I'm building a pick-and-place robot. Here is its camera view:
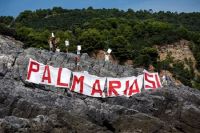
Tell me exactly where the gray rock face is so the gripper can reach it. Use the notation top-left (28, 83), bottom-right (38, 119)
top-left (0, 34), bottom-right (200, 133)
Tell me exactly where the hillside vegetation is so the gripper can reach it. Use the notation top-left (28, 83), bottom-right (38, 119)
top-left (0, 7), bottom-right (200, 89)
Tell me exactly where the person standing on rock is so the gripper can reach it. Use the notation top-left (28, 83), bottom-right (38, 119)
top-left (159, 70), bottom-right (169, 86)
top-left (48, 33), bottom-right (59, 52)
top-left (105, 48), bottom-right (112, 62)
top-left (148, 64), bottom-right (155, 72)
top-left (104, 52), bottom-right (109, 62)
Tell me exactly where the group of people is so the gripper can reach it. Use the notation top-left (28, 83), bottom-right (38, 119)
top-left (48, 33), bottom-right (169, 86)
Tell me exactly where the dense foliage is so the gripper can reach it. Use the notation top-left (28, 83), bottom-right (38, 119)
top-left (0, 7), bottom-right (200, 89)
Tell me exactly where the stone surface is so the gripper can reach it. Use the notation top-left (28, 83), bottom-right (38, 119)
top-left (0, 35), bottom-right (200, 133)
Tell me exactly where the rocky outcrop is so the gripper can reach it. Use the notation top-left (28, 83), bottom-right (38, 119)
top-left (156, 39), bottom-right (200, 77)
top-left (0, 35), bottom-right (200, 133)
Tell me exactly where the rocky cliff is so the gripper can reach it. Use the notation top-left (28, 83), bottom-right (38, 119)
top-left (0, 35), bottom-right (200, 133)
top-left (156, 40), bottom-right (199, 77)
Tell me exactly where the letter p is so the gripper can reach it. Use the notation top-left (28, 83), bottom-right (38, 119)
top-left (27, 60), bottom-right (40, 80)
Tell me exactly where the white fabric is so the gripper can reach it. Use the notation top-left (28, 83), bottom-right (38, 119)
top-left (55, 67), bottom-right (71, 88)
top-left (40, 65), bottom-right (57, 85)
top-left (26, 58), bottom-right (44, 84)
top-left (26, 59), bottom-right (163, 98)
top-left (106, 75), bottom-right (143, 97)
top-left (26, 58), bottom-right (71, 87)
top-left (143, 69), bottom-right (162, 90)
top-left (70, 72), bottom-right (106, 97)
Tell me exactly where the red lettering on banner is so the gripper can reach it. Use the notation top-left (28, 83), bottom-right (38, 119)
top-left (128, 79), bottom-right (139, 96)
top-left (144, 72), bottom-right (156, 89)
top-left (27, 61), bottom-right (40, 80)
top-left (155, 74), bottom-right (161, 88)
top-left (41, 65), bottom-right (51, 83)
top-left (108, 81), bottom-right (121, 96)
top-left (91, 80), bottom-right (102, 96)
top-left (57, 68), bottom-right (68, 87)
top-left (71, 75), bottom-right (84, 94)
top-left (124, 81), bottom-right (129, 95)
top-left (124, 79), bottom-right (139, 96)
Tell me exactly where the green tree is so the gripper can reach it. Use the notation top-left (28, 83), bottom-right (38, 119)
top-left (78, 28), bottom-right (104, 53)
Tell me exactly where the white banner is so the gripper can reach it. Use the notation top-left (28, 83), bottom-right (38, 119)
top-left (143, 69), bottom-right (162, 90)
top-left (26, 58), bottom-right (44, 84)
top-left (26, 59), bottom-right (163, 98)
top-left (70, 72), bottom-right (106, 97)
top-left (55, 67), bottom-right (71, 88)
top-left (107, 75), bottom-right (143, 97)
top-left (40, 65), bottom-right (57, 86)
top-left (26, 58), bottom-right (71, 88)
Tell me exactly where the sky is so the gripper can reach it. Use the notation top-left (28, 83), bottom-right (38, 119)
top-left (0, 0), bottom-right (200, 17)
